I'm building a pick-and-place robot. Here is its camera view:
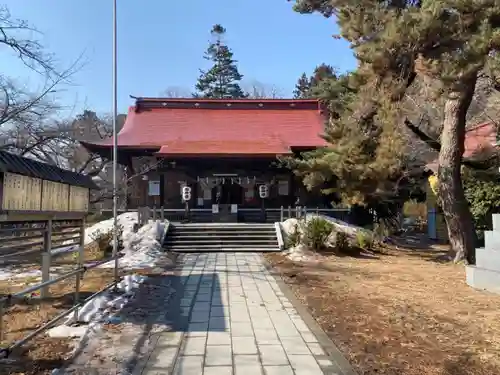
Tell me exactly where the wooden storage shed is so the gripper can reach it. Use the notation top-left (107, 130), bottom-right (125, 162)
top-left (0, 150), bottom-right (98, 218)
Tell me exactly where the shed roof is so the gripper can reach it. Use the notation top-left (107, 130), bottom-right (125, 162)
top-left (0, 150), bottom-right (98, 189)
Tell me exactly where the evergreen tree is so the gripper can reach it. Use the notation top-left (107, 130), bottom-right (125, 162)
top-left (293, 73), bottom-right (311, 98)
top-left (195, 24), bottom-right (246, 99)
top-left (289, 0), bottom-right (500, 262)
top-left (293, 64), bottom-right (336, 99)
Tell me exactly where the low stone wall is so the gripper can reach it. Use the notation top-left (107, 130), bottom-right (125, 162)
top-left (466, 213), bottom-right (500, 294)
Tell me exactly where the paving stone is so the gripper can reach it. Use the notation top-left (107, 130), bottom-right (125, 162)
top-left (173, 355), bottom-right (203, 375)
top-left (234, 354), bottom-right (261, 366)
top-left (207, 331), bottom-right (232, 345)
top-left (205, 345), bottom-right (233, 366)
top-left (263, 366), bottom-right (294, 375)
top-left (307, 342), bottom-right (325, 356)
top-left (259, 344), bottom-right (289, 366)
top-left (188, 322), bottom-right (208, 332)
top-left (232, 336), bottom-right (258, 355)
top-left (301, 331), bottom-right (319, 343)
top-left (254, 329), bottom-right (280, 345)
top-left (182, 336), bottom-right (206, 356)
top-left (288, 354), bottom-right (324, 375)
top-left (231, 322), bottom-right (254, 337)
top-left (203, 366), bottom-right (233, 375)
top-left (281, 337), bottom-right (312, 355)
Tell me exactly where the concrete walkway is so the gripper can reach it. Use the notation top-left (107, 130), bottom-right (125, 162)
top-left (63, 252), bottom-right (355, 375)
top-left (158, 253), bottom-right (352, 375)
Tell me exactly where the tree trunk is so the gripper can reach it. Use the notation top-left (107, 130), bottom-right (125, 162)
top-left (438, 73), bottom-right (478, 264)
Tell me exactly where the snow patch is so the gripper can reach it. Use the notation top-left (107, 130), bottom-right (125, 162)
top-left (281, 214), bottom-right (368, 261)
top-left (98, 220), bottom-right (164, 270)
top-left (0, 268), bottom-right (41, 281)
top-left (45, 215), bottom-right (166, 339)
top-left (47, 274), bottom-right (146, 338)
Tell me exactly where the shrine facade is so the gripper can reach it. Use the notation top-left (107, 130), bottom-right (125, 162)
top-left (82, 97), bottom-right (331, 220)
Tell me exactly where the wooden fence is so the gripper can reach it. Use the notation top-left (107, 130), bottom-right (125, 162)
top-left (0, 217), bottom-right (119, 359)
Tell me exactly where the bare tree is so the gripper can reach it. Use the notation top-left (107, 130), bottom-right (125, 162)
top-left (244, 80), bottom-right (284, 99)
top-left (161, 86), bottom-right (191, 98)
top-left (0, 6), bottom-right (84, 162)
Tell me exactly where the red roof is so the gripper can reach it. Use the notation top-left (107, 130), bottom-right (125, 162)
top-left (425, 122), bottom-right (497, 173)
top-left (463, 122), bottom-right (497, 158)
top-left (83, 98), bottom-right (327, 157)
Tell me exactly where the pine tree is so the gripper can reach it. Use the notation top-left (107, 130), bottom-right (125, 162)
top-left (195, 24), bottom-right (246, 99)
top-left (290, 0), bottom-right (500, 262)
top-left (293, 65), bottom-right (336, 99)
top-left (293, 73), bottom-right (311, 98)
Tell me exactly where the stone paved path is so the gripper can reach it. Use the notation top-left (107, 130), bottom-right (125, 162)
top-left (151, 253), bottom-right (352, 375)
top-left (63, 252), bottom-right (355, 375)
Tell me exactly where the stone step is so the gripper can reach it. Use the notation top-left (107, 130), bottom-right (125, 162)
top-left (493, 214), bottom-right (500, 232)
top-left (165, 223), bottom-right (280, 253)
top-left (165, 241), bottom-right (278, 247)
top-left (466, 265), bottom-right (500, 294)
top-left (166, 236), bottom-right (277, 241)
top-left (172, 223), bottom-right (275, 227)
top-left (169, 232), bottom-right (276, 237)
top-left (475, 247), bottom-right (500, 271)
top-left (484, 230), bottom-right (500, 251)
top-left (167, 245), bottom-right (280, 253)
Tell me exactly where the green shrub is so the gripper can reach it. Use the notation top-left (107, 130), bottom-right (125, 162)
top-left (333, 230), bottom-right (350, 252)
top-left (356, 230), bottom-right (374, 250)
top-left (302, 217), bottom-right (334, 250)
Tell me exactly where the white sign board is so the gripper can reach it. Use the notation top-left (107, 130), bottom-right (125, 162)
top-left (148, 181), bottom-right (160, 196)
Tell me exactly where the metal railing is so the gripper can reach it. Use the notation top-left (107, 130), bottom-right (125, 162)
top-left (133, 206), bottom-right (350, 224)
top-left (0, 218), bottom-right (120, 359)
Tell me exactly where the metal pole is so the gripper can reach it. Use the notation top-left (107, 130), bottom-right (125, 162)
top-left (112, 0), bottom-right (119, 283)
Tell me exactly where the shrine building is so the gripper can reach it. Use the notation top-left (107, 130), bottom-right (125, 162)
top-left (81, 97), bottom-right (331, 221)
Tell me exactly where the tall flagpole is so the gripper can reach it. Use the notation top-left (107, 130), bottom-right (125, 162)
top-left (112, 0), bottom-right (119, 283)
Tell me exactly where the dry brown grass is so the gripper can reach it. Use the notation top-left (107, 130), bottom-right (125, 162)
top-left (0, 266), bottom-right (116, 375)
top-left (265, 241), bottom-right (500, 375)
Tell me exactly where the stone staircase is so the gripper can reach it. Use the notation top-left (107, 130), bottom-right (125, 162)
top-left (466, 213), bottom-right (500, 294)
top-left (163, 223), bottom-right (281, 252)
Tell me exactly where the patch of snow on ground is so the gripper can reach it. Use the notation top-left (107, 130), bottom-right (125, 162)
top-left (46, 218), bottom-right (166, 339)
top-left (47, 273), bottom-right (147, 339)
top-left (0, 268), bottom-right (41, 281)
top-left (98, 220), bottom-right (164, 270)
top-left (85, 212), bottom-right (139, 246)
top-left (281, 215), bottom-right (368, 261)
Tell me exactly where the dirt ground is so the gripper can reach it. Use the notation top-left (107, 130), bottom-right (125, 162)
top-left (0, 241), bottom-right (120, 375)
top-left (265, 236), bottom-right (500, 375)
top-left (0, 267), bottom-right (117, 375)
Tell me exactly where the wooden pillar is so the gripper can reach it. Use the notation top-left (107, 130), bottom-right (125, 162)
top-left (160, 173), bottom-right (165, 207)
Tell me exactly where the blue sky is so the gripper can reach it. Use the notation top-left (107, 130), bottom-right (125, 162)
top-left (1, 0), bottom-right (356, 116)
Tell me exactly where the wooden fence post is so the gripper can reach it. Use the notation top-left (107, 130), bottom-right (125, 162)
top-left (160, 206), bottom-right (164, 221)
top-left (152, 206), bottom-right (157, 221)
top-left (288, 205), bottom-right (291, 219)
top-left (41, 219), bottom-right (52, 299)
top-left (280, 206), bottom-right (284, 222)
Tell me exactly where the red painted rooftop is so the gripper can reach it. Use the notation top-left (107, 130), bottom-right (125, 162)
top-left (426, 122), bottom-right (498, 173)
top-left (82, 97), bottom-right (327, 157)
